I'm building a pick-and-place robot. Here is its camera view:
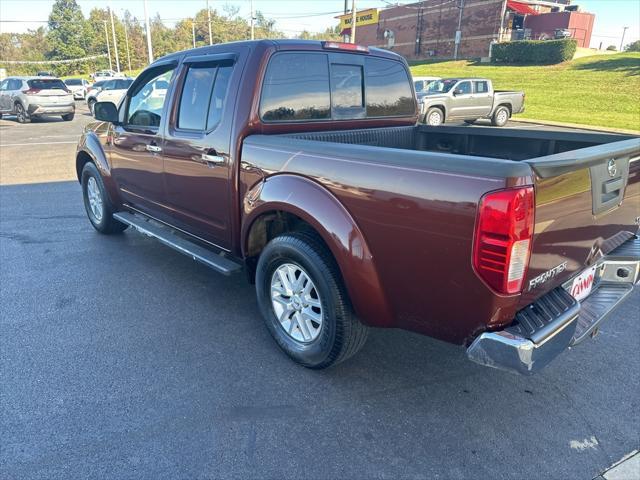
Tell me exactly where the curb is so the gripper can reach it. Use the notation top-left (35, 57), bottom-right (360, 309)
top-left (513, 117), bottom-right (640, 135)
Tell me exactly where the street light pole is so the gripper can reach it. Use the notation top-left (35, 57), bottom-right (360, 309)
top-left (453, 0), bottom-right (465, 60)
top-left (123, 16), bottom-right (132, 72)
top-left (620, 26), bottom-right (629, 51)
top-left (250, 0), bottom-right (254, 40)
top-left (350, 0), bottom-right (357, 44)
top-left (109, 7), bottom-right (120, 73)
top-left (103, 20), bottom-right (113, 71)
top-left (192, 20), bottom-right (196, 48)
top-left (206, 0), bottom-right (213, 45)
top-left (143, 0), bottom-right (154, 63)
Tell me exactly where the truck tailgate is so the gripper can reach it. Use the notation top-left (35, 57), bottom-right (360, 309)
top-left (520, 138), bottom-right (640, 307)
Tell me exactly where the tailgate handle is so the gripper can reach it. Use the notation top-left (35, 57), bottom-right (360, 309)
top-left (603, 178), bottom-right (623, 194)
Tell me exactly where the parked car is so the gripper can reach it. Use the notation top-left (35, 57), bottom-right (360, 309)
top-left (0, 76), bottom-right (74, 122)
top-left (36, 71), bottom-right (54, 77)
top-left (413, 76), bottom-right (440, 101)
top-left (90, 69), bottom-right (121, 81)
top-left (64, 78), bottom-right (91, 99)
top-left (78, 40), bottom-right (639, 374)
top-left (85, 80), bottom-right (108, 111)
top-left (88, 78), bottom-right (133, 115)
top-left (420, 77), bottom-right (525, 127)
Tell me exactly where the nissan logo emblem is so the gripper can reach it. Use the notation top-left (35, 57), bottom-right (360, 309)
top-left (607, 159), bottom-right (617, 177)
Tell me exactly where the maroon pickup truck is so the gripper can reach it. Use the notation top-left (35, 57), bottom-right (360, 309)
top-left (78, 40), bottom-right (640, 374)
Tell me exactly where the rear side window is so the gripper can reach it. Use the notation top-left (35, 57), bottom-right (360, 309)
top-left (116, 79), bottom-right (133, 90)
top-left (260, 53), bottom-right (330, 121)
top-left (177, 64), bottom-right (233, 131)
top-left (65, 79), bottom-right (82, 86)
top-left (27, 79), bottom-right (67, 90)
top-left (475, 81), bottom-right (488, 93)
top-left (365, 58), bottom-right (414, 117)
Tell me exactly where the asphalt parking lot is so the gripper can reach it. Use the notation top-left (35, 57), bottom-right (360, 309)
top-left (1, 105), bottom-right (639, 479)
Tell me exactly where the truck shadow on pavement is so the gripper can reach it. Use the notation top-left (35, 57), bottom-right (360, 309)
top-left (1, 180), bottom-right (638, 480)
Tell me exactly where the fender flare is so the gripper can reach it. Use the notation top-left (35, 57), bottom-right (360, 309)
top-left (76, 129), bottom-right (122, 206)
top-left (242, 174), bottom-right (395, 328)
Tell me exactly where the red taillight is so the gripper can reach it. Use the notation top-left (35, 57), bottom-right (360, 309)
top-left (473, 186), bottom-right (535, 295)
top-left (22, 88), bottom-right (41, 95)
top-left (322, 41), bottom-right (369, 53)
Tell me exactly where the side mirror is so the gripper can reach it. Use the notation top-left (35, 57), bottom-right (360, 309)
top-left (94, 101), bottom-right (119, 123)
top-left (453, 89), bottom-right (462, 96)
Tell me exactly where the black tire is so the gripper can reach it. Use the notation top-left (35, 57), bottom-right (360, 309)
top-left (255, 232), bottom-right (368, 369)
top-left (464, 119), bottom-right (477, 125)
top-left (62, 113), bottom-right (75, 121)
top-left (88, 99), bottom-right (96, 115)
top-left (15, 103), bottom-right (30, 123)
top-left (424, 107), bottom-right (444, 126)
top-left (81, 162), bottom-right (128, 234)
top-left (491, 105), bottom-right (510, 127)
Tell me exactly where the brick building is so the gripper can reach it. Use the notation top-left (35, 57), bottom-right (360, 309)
top-left (346, 0), bottom-right (595, 61)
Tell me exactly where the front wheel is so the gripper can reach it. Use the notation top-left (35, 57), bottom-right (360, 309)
top-left (81, 162), bottom-right (128, 234)
top-left (255, 232), bottom-right (368, 369)
top-left (62, 113), bottom-right (74, 121)
top-left (424, 107), bottom-right (444, 126)
top-left (491, 106), bottom-right (510, 127)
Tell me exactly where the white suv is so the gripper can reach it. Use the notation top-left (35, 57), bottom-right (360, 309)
top-left (0, 76), bottom-right (75, 123)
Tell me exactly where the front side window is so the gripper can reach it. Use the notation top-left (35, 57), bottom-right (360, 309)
top-left (115, 79), bottom-right (133, 90)
top-left (456, 81), bottom-right (472, 95)
top-left (127, 69), bottom-right (174, 128)
top-left (365, 57), bottom-right (414, 117)
top-left (414, 80), bottom-right (424, 93)
top-left (260, 53), bottom-right (330, 121)
top-left (102, 80), bottom-right (116, 91)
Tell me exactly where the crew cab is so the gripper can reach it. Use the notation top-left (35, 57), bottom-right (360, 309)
top-left (420, 77), bottom-right (525, 127)
top-left (77, 40), bottom-right (639, 373)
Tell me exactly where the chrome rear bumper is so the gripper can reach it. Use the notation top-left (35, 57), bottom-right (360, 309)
top-left (467, 235), bottom-right (639, 375)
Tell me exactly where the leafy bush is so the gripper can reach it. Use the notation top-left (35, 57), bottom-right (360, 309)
top-left (491, 39), bottom-right (577, 65)
top-left (625, 40), bottom-right (640, 52)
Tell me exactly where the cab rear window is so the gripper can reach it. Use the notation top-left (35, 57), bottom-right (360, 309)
top-left (260, 52), bottom-right (415, 122)
top-left (27, 79), bottom-right (67, 90)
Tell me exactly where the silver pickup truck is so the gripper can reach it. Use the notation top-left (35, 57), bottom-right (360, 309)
top-left (420, 78), bottom-right (525, 127)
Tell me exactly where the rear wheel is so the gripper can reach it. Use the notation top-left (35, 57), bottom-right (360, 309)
top-left (425, 107), bottom-right (444, 126)
top-left (15, 103), bottom-right (30, 123)
top-left (81, 162), bottom-right (128, 234)
top-left (62, 113), bottom-right (75, 121)
top-left (255, 232), bottom-right (368, 369)
top-left (491, 106), bottom-right (510, 127)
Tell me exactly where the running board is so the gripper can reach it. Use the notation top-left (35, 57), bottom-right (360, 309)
top-left (113, 211), bottom-right (242, 276)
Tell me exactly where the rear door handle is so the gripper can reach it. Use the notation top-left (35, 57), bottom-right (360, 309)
top-left (146, 144), bottom-right (162, 153)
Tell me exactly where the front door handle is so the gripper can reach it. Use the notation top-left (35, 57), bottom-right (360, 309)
top-left (146, 144), bottom-right (162, 153)
top-left (201, 153), bottom-right (225, 165)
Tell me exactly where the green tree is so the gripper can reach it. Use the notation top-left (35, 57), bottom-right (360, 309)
top-left (47, 0), bottom-right (89, 59)
top-left (624, 40), bottom-right (640, 52)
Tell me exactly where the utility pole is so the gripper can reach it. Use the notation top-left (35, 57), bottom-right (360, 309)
top-left (192, 20), bottom-right (196, 48)
top-left (250, 0), bottom-right (255, 40)
top-left (123, 16), bottom-right (132, 72)
top-left (350, 0), bottom-right (357, 44)
top-left (109, 7), bottom-right (120, 72)
top-left (453, 0), bottom-right (464, 60)
top-left (343, 0), bottom-right (349, 42)
top-left (143, 0), bottom-right (154, 63)
top-left (206, 0), bottom-right (213, 45)
top-left (620, 26), bottom-right (629, 51)
top-left (103, 20), bottom-right (113, 70)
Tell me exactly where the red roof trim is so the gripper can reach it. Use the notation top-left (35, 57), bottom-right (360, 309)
top-left (507, 0), bottom-right (538, 15)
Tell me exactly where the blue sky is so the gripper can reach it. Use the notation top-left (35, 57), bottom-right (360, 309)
top-left (0, 0), bottom-right (638, 48)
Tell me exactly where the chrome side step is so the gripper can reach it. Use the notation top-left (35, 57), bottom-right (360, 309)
top-left (113, 211), bottom-right (242, 276)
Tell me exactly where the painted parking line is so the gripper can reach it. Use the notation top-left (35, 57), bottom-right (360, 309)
top-left (0, 141), bottom-right (78, 147)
